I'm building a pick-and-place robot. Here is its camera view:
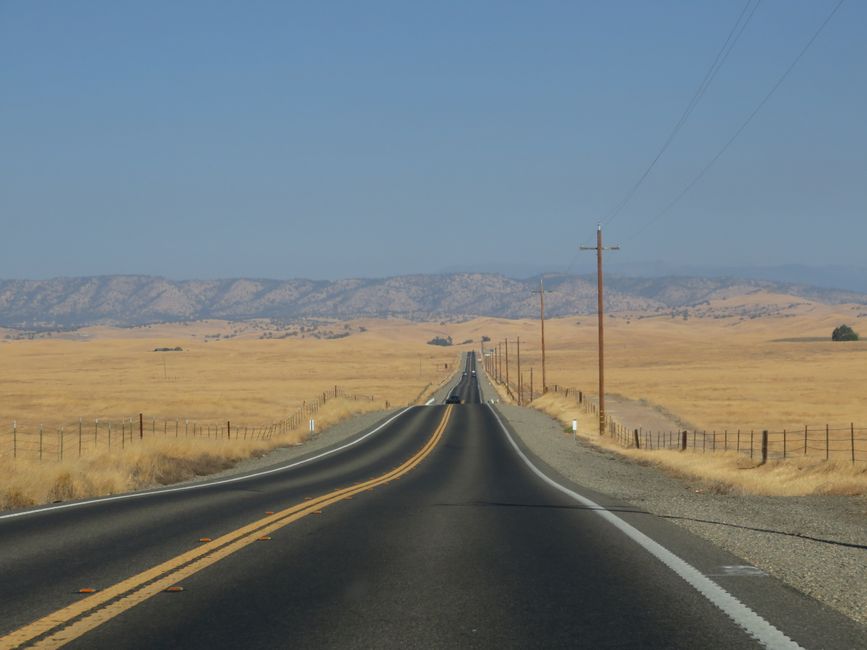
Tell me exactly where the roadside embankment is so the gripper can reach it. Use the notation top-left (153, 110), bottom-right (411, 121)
top-left (0, 397), bottom-right (388, 511)
top-left (530, 391), bottom-right (867, 497)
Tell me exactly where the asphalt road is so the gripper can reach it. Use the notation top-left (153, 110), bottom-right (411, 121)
top-left (0, 354), bottom-right (863, 648)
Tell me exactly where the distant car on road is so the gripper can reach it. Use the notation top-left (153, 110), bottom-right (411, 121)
top-left (471, 370), bottom-right (476, 376)
top-left (445, 395), bottom-right (461, 404)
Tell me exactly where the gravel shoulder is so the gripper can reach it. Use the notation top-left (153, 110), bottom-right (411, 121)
top-left (477, 367), bottom-right (867, 628)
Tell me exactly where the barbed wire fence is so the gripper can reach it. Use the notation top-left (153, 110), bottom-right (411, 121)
top-left (544, 384), bottom-right (866, 464)
top-left (2, 386), bottom-right (384, 463)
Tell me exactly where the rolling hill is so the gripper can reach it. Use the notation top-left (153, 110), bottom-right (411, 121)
top-left (1, 273), bottom-right (865, 329)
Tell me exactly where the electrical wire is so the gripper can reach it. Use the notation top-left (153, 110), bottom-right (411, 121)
top-left (595, 0), bottom-right (762, 238)
top-left (623, 0), bottom-right (846, 245)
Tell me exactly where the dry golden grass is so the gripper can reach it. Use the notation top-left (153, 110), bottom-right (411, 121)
top-left (0, 320), bottom-right (464, 509)
top-left (0, 319), bottom-right (459, 429)
top-left (4, 298), bottom-right (867, 503)
top-left (445, 295), bottom-right (867, 432)
top-left (528, 392), bottom-right (867, 496)
top-left (0, 396), bottom-right (384, 510)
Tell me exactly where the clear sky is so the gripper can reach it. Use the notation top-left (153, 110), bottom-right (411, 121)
top-left (1, 1), bottom-right (864, 280)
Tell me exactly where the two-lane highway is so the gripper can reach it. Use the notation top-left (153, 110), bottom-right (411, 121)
top-left (1, 353), bottom-right (863, 648)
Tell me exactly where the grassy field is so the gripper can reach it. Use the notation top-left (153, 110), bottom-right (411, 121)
top-left (3, 296), bottom-right (867, 505)
top-left (0, 319), bottom-right (462, 509)
top-left (528, 391), bottom-right (867, 496)
top-left (9, 298), bottom-right (866, 435)
top-left (0, 319), bottom-right (461, 429)
top-left (451, 293), bottom-right (867, 432)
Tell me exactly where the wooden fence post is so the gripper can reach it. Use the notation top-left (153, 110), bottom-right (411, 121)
top-left (681, 430), bottom-right (687, 451)
top-left (761, 430), bottom-right (768, 465)
top-left (749, 430), bottom-right (754, 459)
top-left (139, 413), bottom-right (143, 440)
top-left (228, 421), bottom-right (231, 440)
top-left (825, 424), bottom-right (829, 461)
top-left (79, 418), bottom-right (82, 457)
top-left (633, 429), bottom-right (640, 449)
top-left (804, 425), bottom-right (808, 455)
top-left (39, 424), bottom-right (43, 461)
top-left (783, 429), bottom-right (786, 459)
top-left (851, 423), bottom-right (855, 464)
top-left (12, 421), bottom-right (16, 459)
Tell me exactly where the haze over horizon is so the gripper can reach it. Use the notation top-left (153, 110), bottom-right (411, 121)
top-left (2, 1), bottom-right (864, 281)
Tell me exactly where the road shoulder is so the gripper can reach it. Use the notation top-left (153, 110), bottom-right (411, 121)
top-left (477, 366), bottom-right (867, 628)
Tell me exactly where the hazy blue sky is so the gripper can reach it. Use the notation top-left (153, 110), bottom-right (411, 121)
top-left (1, 1), bottom-right (864, 280)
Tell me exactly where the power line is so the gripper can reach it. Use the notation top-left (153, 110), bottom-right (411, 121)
top-left (591, 0), bottom-right (762, 241)
top-left (624, 0), bottom-right (846, 245)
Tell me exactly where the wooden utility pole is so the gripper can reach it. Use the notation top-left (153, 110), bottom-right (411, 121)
top-left (504, 338), bottom-right (510, 391)
top-left (580, 225), bottom-right (619, 436)
top-left (532, 278), bottom-right (551, 394)
top-left (530, 367), bottom-right (534, 401)
top-left (516, 336), bottom-right (522, 405)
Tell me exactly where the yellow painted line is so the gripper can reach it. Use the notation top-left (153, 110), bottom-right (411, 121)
top-left (3, 406), bottom-right (453, 650)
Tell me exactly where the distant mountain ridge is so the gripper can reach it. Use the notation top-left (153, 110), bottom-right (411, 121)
top-left (1, 273), bottom-right (865, 329)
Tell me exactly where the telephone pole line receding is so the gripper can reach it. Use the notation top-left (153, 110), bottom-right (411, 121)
top-left (532, 278), bottom-right (551, 394)
top-left (580, 225), bottom-right (620, 436)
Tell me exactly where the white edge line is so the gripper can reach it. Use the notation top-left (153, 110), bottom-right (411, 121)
top-left (425, 398), bottom-right (435, 406)
top-left (0, 406), bottom-right (415, 522)
top-left (486, 404), bottom-right (803, 650)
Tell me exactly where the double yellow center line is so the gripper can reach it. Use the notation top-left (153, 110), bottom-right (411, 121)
top-left (3, 405), bottom-right (453, 649)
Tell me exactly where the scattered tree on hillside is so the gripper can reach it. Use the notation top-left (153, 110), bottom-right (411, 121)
top-left (832, 324), bottom-right (859, 341)
top-left (481, 335), bottom-right (491, 342)
top-left (427, 335), bottom-right (453, 346)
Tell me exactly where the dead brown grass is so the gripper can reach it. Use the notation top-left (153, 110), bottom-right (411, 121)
top-left (5, 301), bottom-right (867, 503)
top-left (0, 396), bottom-right (384, 510)
top-left (438, 297), bottom-right (867, 432)
top-left (529, 391), bottom-right (867, 496)
top-left (0, 320), bottom-right (459, 428)
top-left (0, 320), bottom-right (464, 509)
